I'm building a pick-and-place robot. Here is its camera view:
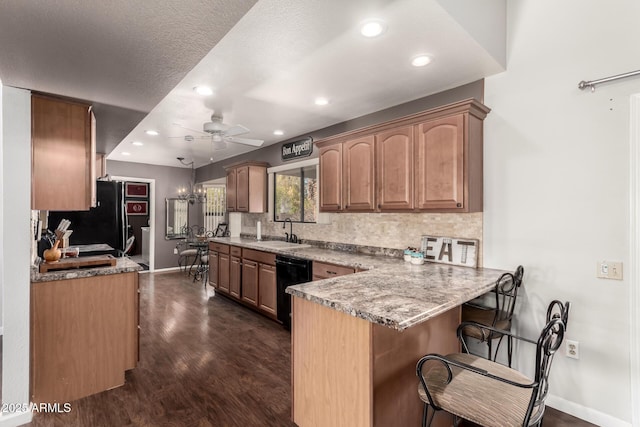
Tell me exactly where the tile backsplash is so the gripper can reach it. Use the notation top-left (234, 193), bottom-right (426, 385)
top-left (241, 212), bottom-right (483, 263)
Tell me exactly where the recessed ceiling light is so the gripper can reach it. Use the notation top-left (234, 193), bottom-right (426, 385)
top-left (273, 130), bottom-right (284, 136)
top-left (411, 55), bottom-right (432, 67)
top-left (145, 130), bottom-right (158, 136)
top-left (132, 141), bottom-right (144, 146)
top-left (360, 20), bottom-right (386, 38)
top-left (315, 97), bottom-right (330, 106)
top-left (122, 152), bottom-right (131, 156)
top-left (194, 85), bottom-right (213, 96)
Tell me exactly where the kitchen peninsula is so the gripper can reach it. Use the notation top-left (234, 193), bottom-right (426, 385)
top-left (30, 257), bottom-right (141, 403)
top-left (208, 236), bottom-right (507, 427)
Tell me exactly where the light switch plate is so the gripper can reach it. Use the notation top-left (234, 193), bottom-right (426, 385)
top-left (597, 261), bottom-right (623, 280)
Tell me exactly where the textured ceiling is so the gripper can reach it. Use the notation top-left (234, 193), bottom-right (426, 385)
top-left (0, 0), bottom-right (258, 153)
top-left (0, 0), bottom-right (506, 169)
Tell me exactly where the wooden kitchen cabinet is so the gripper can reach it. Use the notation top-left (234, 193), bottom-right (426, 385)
top-left (343, 136), bottom-right (376, 212)
top-left (31, 272), bottom-right (139, 403)
top-left (258, 263), bottom-right (277, 317)
top-left (225, 161), bottom-right (269, 213)
top-left (313, 261), bottom-right (355, 281)
top-left (226, 168), bottom-right (237, 211)
top-left (241, 259), bottom-right (259, 306)
top-left (218, 253), bottom-right (231, 294)
top-left (414, 104), bottom-right (486, 212)
top-left (376, 126), bottom-right (414, 210)
top-left (31, 93), bottom-right (96, 210)
top-left (415, 114), bottom-right (465, 210)
top-left (319, 144), bottom-right (342, 211)
top-left (229, 253), bottom-right (242, 299)
top-left (208, 251), bottom-right (219, 288)
top-left (208, 242), bottom-right (230, 290)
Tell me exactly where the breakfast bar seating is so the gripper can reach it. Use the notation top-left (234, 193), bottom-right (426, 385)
top-left (287, 263), bottom-right (509, 427)
top-left (416, 300), bottom-right (570, 427)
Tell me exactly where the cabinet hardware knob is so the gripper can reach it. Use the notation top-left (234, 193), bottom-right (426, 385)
top-left (456, 203), bottom-right (462, 208)
top-left (378, 204), bottom-right (381, 209)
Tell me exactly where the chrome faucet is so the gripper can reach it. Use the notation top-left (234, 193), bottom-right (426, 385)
top-left (283, 218), bottom-right (295, 243)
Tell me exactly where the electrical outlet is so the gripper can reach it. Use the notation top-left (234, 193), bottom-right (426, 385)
top-left (566, 340), bottom-right (579, 359)
top-left (173, 247), bottom-right (178, 255)
top-left (597, 261), bottom-right (623, 280)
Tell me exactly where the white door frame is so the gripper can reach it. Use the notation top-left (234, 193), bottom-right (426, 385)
top-left (112, 176), bottom-right (155, 272)
top-left (629, 94), bottom-right (640, 427)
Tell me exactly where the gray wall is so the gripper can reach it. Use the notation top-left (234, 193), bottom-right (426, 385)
top-left (196, 79), bottom-right (484, 182)
top-left (107, 160), bottom-right (199, 269)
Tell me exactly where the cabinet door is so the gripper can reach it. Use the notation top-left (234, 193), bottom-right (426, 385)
top-left (415, 114), bottom-right (465, 210)
top-left (319, 144), bottom-right (342, 211)
top-left (31, 94), bottom-right (95, 211)
top-left (258, 263), bottom-right (277, 317)
top-left (229, 256), bottom-right (242, 299)
top-left (226, 168), bottom-right (237, 212)
top-left (241, 259), bottom-right (258, 306)
top-left (343, 136), bottom-right (375, 212)
top-left (208, 251), bottom-right (219, 289)
top-left (376, 126), bottom-right (414, 210)
top-left (236, 166), bottom-right (250, 212)
top-left (218, 253), bottom-right (231, 294)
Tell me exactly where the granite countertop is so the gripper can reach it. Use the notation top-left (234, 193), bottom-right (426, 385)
top-left (209, 236), bottom-right (508, 331)
top-left (31, 257), bottom-right (142, 283)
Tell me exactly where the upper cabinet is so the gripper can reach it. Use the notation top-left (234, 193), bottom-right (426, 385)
top-left (31, 94), bottom-right (96, 211)
top-left (225, 161), bottom-right (268, 213)
top-left (376, 126), bottom-right (414, 211)
top-left (316, 99), bottom-right (489, 213)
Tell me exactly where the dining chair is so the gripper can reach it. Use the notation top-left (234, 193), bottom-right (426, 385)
top-left (460, 265), bottom-right (524, 367)
top-left (417, 300), bottom-right (570, 427)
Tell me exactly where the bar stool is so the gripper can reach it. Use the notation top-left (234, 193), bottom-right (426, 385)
top-left (460, 265), bottom-right (524, 367)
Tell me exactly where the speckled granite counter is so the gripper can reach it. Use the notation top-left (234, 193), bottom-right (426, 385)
top-left (209, 236), bottom-right (507, 331)
top-left (31, 257), bottom-right (142, 283)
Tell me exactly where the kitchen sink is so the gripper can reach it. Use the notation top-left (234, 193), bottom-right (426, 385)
top-left (252, 240), bottom-right (310, 250)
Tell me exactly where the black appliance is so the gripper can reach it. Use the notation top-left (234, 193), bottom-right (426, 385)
top-left (47, 180), bottom-right (128, 257)
top-left (276, 254), bottom-right (312, 330)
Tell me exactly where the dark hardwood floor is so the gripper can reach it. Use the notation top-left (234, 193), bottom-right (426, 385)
top-left (25, 271), bottom-right (595, 427)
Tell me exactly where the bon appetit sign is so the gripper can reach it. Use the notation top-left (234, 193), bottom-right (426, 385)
top-left (281, 137), bottom-right (313, 161)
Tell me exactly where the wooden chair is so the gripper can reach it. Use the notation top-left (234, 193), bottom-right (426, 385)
top-left (461, 265), bottom-right (524, 366)
top-left (417, 300), bottom-right (570, 427)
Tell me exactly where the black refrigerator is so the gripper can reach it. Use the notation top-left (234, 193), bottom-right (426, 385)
top-left (48, 180), bottom-right (128, 256)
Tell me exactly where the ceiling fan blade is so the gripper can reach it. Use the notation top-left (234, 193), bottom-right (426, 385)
top-left (171, 122), bottom-right (209, 135)
top-left (225, 136), bottom-right (264, 147)
top-left (224, 124), bottom-right (250, 137)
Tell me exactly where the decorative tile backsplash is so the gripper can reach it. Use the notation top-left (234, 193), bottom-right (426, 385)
top-left (241, 212), bottom-right (483, 264)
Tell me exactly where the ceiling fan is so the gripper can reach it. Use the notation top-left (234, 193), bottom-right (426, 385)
top-left (172, 113), bottom-right (264, 147)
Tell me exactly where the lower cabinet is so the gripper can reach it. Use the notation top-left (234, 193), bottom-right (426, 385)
top-left (241, 259), bottom-right (259, 306)
top-left (30, 271), bottom-right (139, 403)
top-left (258, 263), bottom-right (277, 317)
top-left (230, 254), bottom-right (242, 299)
top-left (209, 242), bottom-right (279, 321)
top-left (313, 261), bottom-right (356, 281)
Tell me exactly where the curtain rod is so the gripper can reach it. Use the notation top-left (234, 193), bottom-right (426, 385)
top-left (579, 69), bottom-right (640, 92)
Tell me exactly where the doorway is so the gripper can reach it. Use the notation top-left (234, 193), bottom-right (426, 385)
top-left (112, 176), bottom-right (155, 272)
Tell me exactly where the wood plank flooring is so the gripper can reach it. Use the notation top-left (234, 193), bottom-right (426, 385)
top-left (25, 271), bottom-right (596, 427)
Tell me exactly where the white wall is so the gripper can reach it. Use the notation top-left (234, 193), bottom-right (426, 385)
top-left (1, 86), bottom-right (33, 425)
top-left (484, 1), bottom-right (640, 425)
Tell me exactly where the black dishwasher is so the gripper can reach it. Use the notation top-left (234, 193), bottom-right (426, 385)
top-left (276, 254), bottom-right (312, 330)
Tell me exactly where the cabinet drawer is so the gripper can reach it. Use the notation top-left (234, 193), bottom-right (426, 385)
top-left (313, 261), bottom-right (355, 280)
top-left (209, 242), bottom-right (230, 254)
top-left (230, 246), bottom-right (242, 257)
top-left (242, 248), bottom-right (276, 265)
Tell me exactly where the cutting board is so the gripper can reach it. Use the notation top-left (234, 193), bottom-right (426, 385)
top-left (39, 254), bottom-right (117, 273)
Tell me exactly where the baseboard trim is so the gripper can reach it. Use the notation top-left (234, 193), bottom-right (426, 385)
top-left (0, 410), bottom-right (33, 427)
top-left (547, 395), bottom-right (631, 427)
top-left (150, 266), bottom-right (182, 273)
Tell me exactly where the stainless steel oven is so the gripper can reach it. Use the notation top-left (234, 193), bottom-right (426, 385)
top-left (275, 254), bottom-right (312, 330)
